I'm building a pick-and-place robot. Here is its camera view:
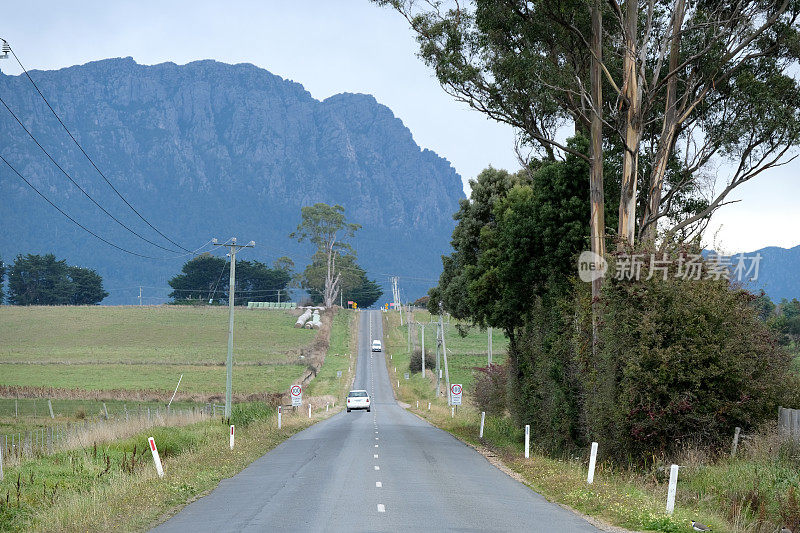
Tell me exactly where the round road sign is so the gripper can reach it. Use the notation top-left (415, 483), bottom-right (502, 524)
top-left (451, 384), bottom-right (462, 395)
top-left (290, 385), bottom-right (302, 397)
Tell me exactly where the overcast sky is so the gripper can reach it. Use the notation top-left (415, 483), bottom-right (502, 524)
top-left (2, 0), bottom-right (798, 253)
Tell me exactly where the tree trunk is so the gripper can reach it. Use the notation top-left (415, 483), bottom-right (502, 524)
top-left (618, 0), bottom-right (640, 248)
top-left (590, 0), bottom-right (605, 350)
top-left (642, 0), bottom-right (685, 243)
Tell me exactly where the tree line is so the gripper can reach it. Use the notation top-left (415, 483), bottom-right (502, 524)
top-left (0, 253), bottom-right (108, 305)
top-left (0, 204), bottom-right (383, 308)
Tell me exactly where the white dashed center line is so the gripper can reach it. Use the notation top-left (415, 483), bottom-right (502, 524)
top-left (374, 465), bottom-right (380, 470)
top-left (375, 444), bottom-right (379, 448)
top-left (374, 454), bottom-right (378, 458)
top-left (376, 481), bottom-right (382, 488)
top-left (377, 504), bottom-right (386, 513)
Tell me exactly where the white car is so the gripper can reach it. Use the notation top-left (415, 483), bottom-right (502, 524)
top-left (346, 390), bottom-right (371, 412)
top-left (371, 340), bottom-right (382, 352)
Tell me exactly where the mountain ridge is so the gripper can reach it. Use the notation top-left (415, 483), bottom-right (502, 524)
top-left (0, 57), bottom-right (464, 304)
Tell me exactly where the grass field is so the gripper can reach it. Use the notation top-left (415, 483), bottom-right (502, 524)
top-left (0, 306), bottom-right (316, 397)
top-left (0, 306), bottom-right (314, 364)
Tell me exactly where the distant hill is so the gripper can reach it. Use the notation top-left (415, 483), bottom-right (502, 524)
top-left (0, 58), bottom-right (464, 304)
top-left (746, 245), bottom-right (800, 303)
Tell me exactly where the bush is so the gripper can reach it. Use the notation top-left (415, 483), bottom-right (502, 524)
top-left (230, 402), bottom-right (274, 428)
top-left (587, 272), bottom-right (799, 461)
top-left (473, 363), bottom-right (508, 416)
top-left (409, 348), bottom-right (436, 373)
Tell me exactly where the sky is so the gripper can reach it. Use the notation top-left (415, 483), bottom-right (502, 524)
top-left (1, 0), bottom-right (798, 253)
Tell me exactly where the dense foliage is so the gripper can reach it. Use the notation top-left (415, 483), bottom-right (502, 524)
top-left (7, 253), bottom-right (108, 305)
top-left (168, 253), bottom-right (291, 305)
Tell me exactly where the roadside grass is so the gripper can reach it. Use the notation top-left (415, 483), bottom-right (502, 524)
top-left (305, 310), bottom-right (358, 401)
top-left (383, 311), bottom-right (797, 533)
top-left (0, 404), bottom-right (327, 532)
top-left (0, 306), bottom-right (313, 364)
top-left (0, 363), bottom-right (305, 395)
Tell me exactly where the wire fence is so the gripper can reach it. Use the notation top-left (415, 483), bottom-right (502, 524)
top-left (1, 403), bottom-right (224, 465)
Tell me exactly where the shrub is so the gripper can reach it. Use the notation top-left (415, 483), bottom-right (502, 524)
top-left (473, 363), bottom-right (508, 416)
top-left (587, 272), bottom-right (799, 461)
top-left (409, 348), bottom-right (436, 373)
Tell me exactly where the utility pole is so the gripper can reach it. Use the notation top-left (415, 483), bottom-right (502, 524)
top-left (439, 303), bottom-right (451, 405)
top-left (213, 237), bottom-right (255, 420)
top-left (488, 327), bottom-right (493, 366)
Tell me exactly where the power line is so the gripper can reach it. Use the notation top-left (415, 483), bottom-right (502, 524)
top-left (0, 94), bottom-right (187, 255)
top-left (1, 154), bottom-right (168, 259)
top-left (0, 154), bottom-right (213, 261)
top-left (1, 38), bottom-right (191, 253)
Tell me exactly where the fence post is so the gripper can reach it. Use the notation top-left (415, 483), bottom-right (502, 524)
top-left (103, 403), bottom-right (109, 420)
top-left (48, 399), bottom-right (54, 419)
top-left (666, 464), bottom-right (679, 514)
top-left (0, 439), bottom-right (4, 481)
top-left (731, 427), bottom-right (741, 458)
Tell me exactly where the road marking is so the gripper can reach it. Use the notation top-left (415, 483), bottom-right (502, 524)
top-left (374, 465), bottom-right (380, 470)
top-left (377, 504), bottom-right (386, 513)
top-left (375, 437), bottom-right (379, 440)
top-left (375, 444), bottom-right (379, 448)
top-left (374, 454), bottom-right (378, 458)
top-left (376, 481), bottom-right (382, 487)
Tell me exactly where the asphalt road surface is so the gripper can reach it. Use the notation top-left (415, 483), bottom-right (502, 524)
top-left (153, 310), bottom-right (601, 532)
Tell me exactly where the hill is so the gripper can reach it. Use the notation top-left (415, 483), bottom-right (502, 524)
top-left (0, 58), bottom-right (464, 303)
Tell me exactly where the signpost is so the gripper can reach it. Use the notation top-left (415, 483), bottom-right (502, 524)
top-left (291, 385), bottom-right (302, 408)
top-left (450, 384), bottom-right (462, 406)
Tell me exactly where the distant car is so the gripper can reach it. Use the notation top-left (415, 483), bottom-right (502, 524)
top-left (346, 390), bottom-right (371, 412)
top-left (371, 340), bottom-right (382, 352)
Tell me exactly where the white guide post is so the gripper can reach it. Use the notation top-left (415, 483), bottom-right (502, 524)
top-left (524, 425), bottom-right (530, 459)
top-left (230, 425), bottom-right (235, 450)
top-left (148, 437), bottom-right (164, 478)
top-left (278, 406), bottom-right (282, 429)
top-left (480, 412), bottom-right (485, 438)
top-left (666, 464), bottom-right (679, 514)
top-left (587, 442), bottom-right (598, 484)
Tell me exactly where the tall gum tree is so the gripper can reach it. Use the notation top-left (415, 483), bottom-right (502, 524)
top-left (290, 203), bottom-right (361, 308)
top-left (376, 0), bottom-right (800, 248)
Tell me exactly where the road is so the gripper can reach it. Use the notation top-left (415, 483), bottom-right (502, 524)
top-left (153, 310), bottom-right (601, 532)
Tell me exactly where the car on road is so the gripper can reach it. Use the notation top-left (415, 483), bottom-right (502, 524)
top-left (371, 340), bottom-right (382, 352)
top-left (346, 390), bottom-right (370, 412)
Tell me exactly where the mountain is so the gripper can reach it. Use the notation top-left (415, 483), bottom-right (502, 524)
top-left (746, 245), bottom-right (800, 303)
top-left (0, 58), bottom-right (464, 304)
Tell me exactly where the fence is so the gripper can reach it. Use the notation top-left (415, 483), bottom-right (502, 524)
top-left (1, 403), bottom-right (224, 464)
top-left (247, 302), bottom-right (297, 309)
top-left (779, 406), bottom-right (800, 438)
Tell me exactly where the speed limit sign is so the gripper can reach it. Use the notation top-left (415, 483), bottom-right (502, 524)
top-left (451, 384), bottom-right (462, 405)
top-left (290, 385), bottom-right (303, 406)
